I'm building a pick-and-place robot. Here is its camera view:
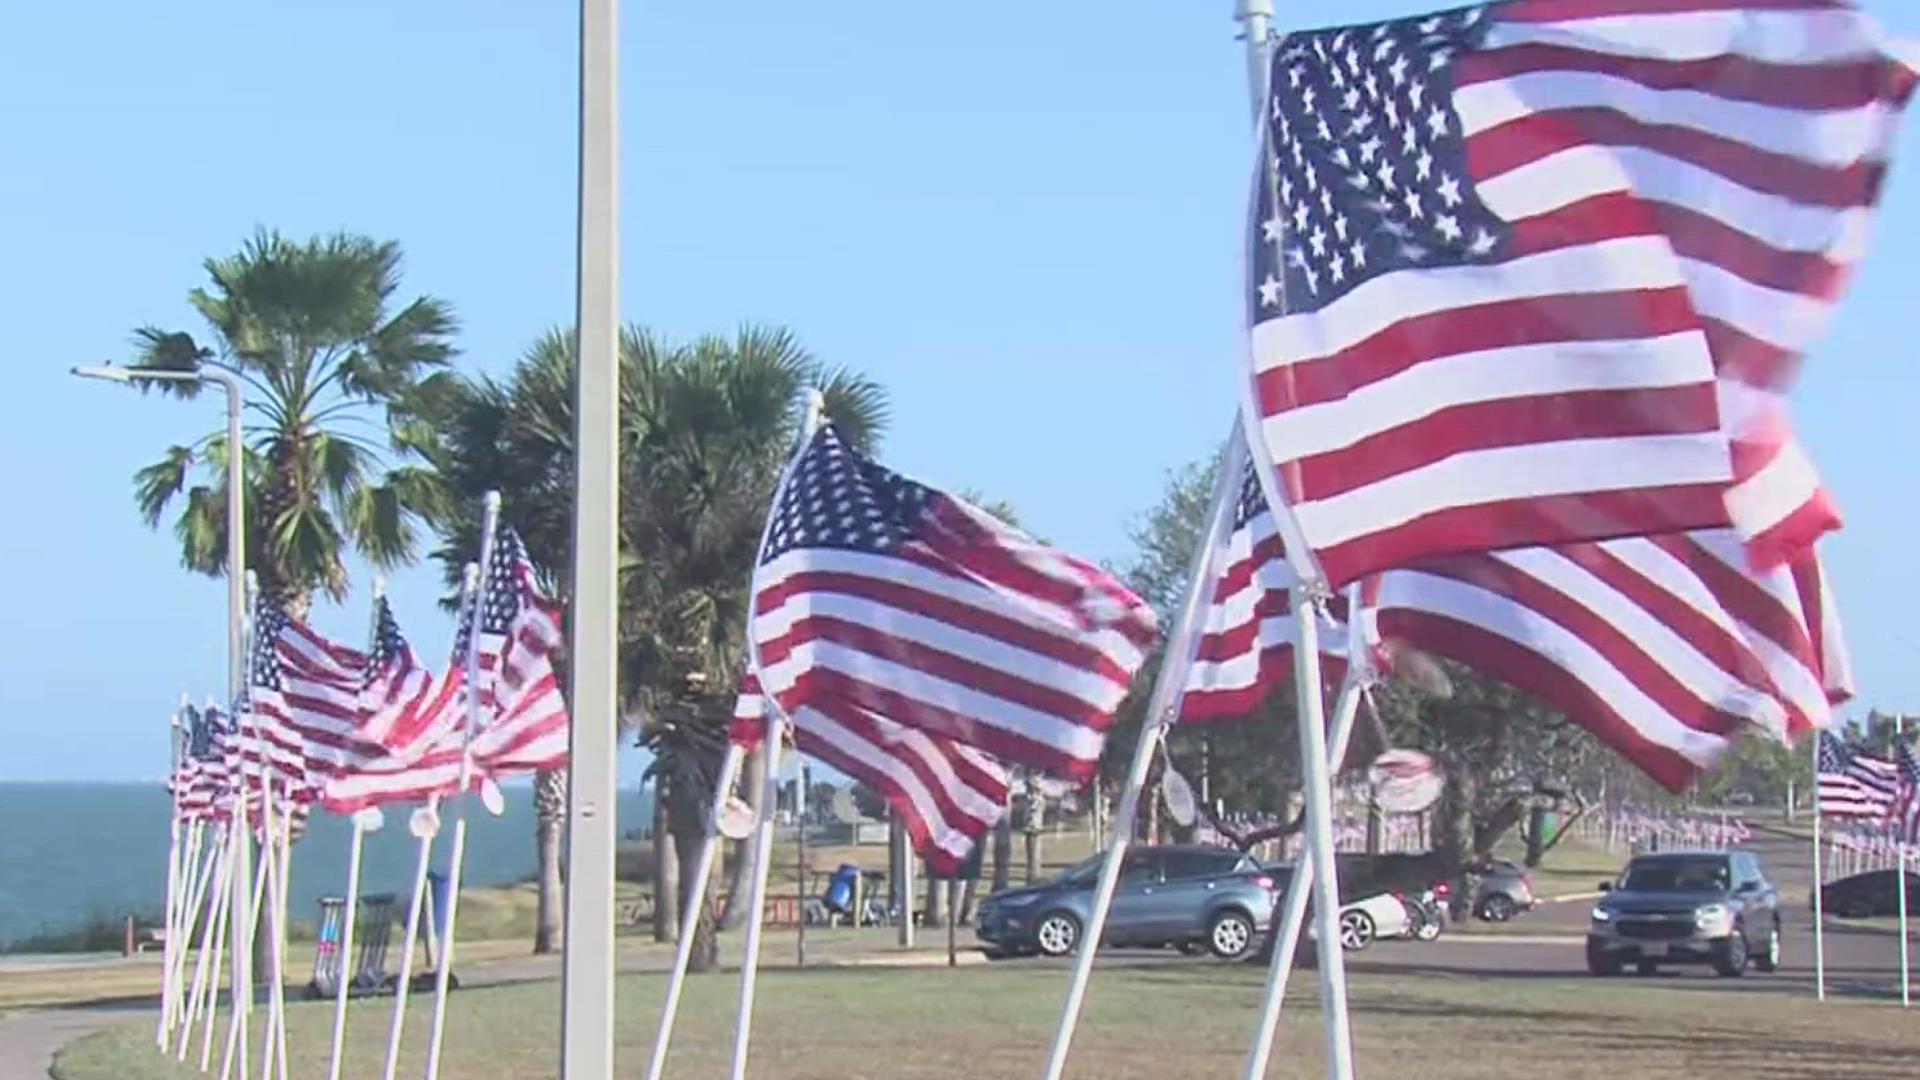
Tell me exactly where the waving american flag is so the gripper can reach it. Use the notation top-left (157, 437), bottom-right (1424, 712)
top-left (749, 425), bottom-right (1155, 780)
top-left (1246, 1), bottom-right (1915, 588)
top-left (461, 527), bottom-right (570, 777)
top-left (732, 672), bottom-right (1009, 875)
top-left (1817, 732), bottom-right (1900, 820)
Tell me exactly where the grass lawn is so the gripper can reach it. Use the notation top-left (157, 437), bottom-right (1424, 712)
top-left (53, 959), bottom-right (1920, 1080)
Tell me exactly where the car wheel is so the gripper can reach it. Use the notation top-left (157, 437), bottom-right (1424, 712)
top-left (1634, 960), bottom-right (1659, 976)
top-left (1753, 924), bottom-right (1781, 973)
top-left (1585, 942), bottom-right (1622, 976)
top-left (1712, 930), bottom-right (1750, 977)
top-left (1208, 910), bottom-right (1256, 960)
top-left (1033, 912), bottom-right (1082, 958)
top-left (1413, 909), bottom-right (1443, 942)
top-left (1478, 894), bottom-right (1517, 922)
top-left (1339, 910), bottom-right (1375, 952)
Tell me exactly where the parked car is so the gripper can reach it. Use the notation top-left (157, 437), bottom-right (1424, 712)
top-left (1818, 869), bottom-right (1920, 918)
top-left (975, 845), bottom-right (1276, 960)
top-left (1473, 858), bottom-right (1537, 922)
top-left (1262, 862), bottom-right (1416, 951)
top-left (1585, 850), bottom-right (1780, 977)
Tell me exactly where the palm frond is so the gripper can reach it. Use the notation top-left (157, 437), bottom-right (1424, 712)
top-left (133, 445), bottom-right (197, 526)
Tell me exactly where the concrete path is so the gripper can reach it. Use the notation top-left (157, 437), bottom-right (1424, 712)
top-left (0, 1003), bottom-right (146, 1079)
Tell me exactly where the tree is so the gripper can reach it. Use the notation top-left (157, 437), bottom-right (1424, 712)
top-left (420, 324), bottom-right (885, 963)
top-left (125, 230), bottom-right (456, 617)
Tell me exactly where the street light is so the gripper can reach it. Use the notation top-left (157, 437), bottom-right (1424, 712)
top-left (73, 358), bottom-right (255, 1059)
top-left (71, 361), bottom-right (246, 705)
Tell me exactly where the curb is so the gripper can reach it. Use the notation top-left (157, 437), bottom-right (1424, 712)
top-left (1542, 890), bottom-right (1605, 904)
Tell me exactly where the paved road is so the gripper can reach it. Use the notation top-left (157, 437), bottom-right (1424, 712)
top-left (7, 828), bottom-right (1908, 1077)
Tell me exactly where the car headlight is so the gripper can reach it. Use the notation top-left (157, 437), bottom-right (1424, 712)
top-left (1695, 903), bottom-right (1730, 928)
top-left (1590, 907), bottom-right (1613, 922)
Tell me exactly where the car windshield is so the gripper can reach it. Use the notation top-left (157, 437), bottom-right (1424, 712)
top-left (1058, 856), bottom-right (1104, 885)
top-left (1620, 857), bottom-right (1729, 892)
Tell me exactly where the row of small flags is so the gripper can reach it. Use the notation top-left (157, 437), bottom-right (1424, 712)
top-left (1817, 731), bottom-right (1920, 843)
top-left (167, 525), bottom-right (569, 826)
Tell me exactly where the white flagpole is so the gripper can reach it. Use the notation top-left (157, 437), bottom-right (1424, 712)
top-left (324, 576), bottom-right (388, 1080)
top-left (423, 494), bottom-right (503, 1080)
top-left (225, 571), bottom-right (261, 1080)
top-left (165, 815), bottom-right (207, 1044)
top-left (1900, 718), bottom-right (1911, 1007)
top-left (1234, 0), bottom-right (1358, 1069)
top-left (259, 782), bottom-right (295, 1080)
top-left (257, 782), bottom-right (283, 1080)
top-left (642, 743), bottom-right (746, 1080)
top-left (381, 798), bottom-right (443, 1080)
top-left (1039, 424), bottom-right (1247, 1080)
top-left (725, 725), bottom-right (787, 1080)
top-left (725, 389), bottom-right (826, 1080)
top-left (160, 704), bottom-right (188, 1049)
top-left (1812, 733), bottom-right (1826, 1002)
top-left (383, 566), bottom-right (477, 1080)
top-left (180, 824), bottom-right (233, 1066)
top-left (221, 807), bottom-right (274, 1080)
top-left (1243, 667), bottom-right (1367, 1080)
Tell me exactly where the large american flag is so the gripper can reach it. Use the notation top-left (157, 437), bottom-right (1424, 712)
top-left (461, 527), bottom-right (570, 777)
top-left (1817, 731), bottom-right (1900, 819)
top-left (749, 425), bottom-right (1156, 781)
top-left (1246, 1), bottom-right (1915, 589)
top-left (1179, 459), bottom-right (1352, 722)
top-left (732, 672), bottom-right (1009, 874)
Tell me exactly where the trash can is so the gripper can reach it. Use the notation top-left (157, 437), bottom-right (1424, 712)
top-left (823, 864), bottom-right (860, 917)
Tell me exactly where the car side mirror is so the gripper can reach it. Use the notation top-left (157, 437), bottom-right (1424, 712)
top-left (1597, 882), bottom-right (1612, 893)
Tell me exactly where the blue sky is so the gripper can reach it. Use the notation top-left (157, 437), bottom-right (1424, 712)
top-left (3, 1), bottom-right (1916, 782)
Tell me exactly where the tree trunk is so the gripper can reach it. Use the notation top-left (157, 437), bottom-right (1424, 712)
top-left (922, 860), bottom-right (945, 926)
top-left (718, 745), bottom-right (766, 930)
top-left (991, 814), bottom-right (1012, 893)
top-left (668, 785), bottom-right (719, 972)
top-left (652, 778), bottom-right (678, 943)
top-left (957, 879), bottom-right (979, 924)
top-left (1023, 828), bottom-right (1042, 885)
top-left (532, 769), bottom-right (567, 954)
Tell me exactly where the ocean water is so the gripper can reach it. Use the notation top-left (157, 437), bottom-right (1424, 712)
top-left (0, 782), bottom-right (652, 946)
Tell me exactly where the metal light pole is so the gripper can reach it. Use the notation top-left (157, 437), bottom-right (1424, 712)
top-left (562, 0), bottom-right (621, 1073)
top-left (74, 360), bottom-right (249, 1064)
top-left (73, 363), bottom-right (246, 710)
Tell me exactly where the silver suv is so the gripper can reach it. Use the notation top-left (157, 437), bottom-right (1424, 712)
top-left (975, 845), bottom-right (1276, 960)
top-left (1585, 850), bottom-right (1781, 977)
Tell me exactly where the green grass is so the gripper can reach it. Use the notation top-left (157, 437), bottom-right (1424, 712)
top-left (53, 960), bottom-right (1920, 1080)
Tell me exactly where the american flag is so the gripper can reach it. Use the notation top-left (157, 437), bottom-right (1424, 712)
top-left (732, 673), bottom-right (1009, 874)
top-left (321, 599), bottom-right (474, 814)
top-left (1179, 459), bottom-right (1352, 722)
top-left (252, 606), bottom-right (383, 802)
top-left (1374, 531), bottom-right (1851, 791)
top-left (461, 527), bottom-right (570, 777)
top-left (358, 597), bottom-right (463, 757)
top-left (749, 425), bottom-right (1156, 781)
top-left (1246, 2), bottom-right (1915, 589)
top-left (1817, 731), bottom-right (1900, 819)
top-left (1888, 735), bottom-right (1920, 845)
top-left (171, 704), bottom-right (229, 821)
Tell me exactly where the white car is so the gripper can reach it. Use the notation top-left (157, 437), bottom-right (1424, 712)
top-left (1269, 862), bottom-right (1414, 952)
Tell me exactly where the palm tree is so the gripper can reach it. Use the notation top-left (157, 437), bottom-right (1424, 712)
top-left (124, 230), bottom-right (457, 617)
top-left (421, 324), bottom-right (886, 962)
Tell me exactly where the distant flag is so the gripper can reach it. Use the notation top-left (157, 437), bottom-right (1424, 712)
top-left (1372, 531), bottom-right (1850, 791)
top-left (732, 672), bottom-right (1009, 875)
top-left (1179, 459), bottom-right (1352, 722)
top-left (748, 425), bottom-right (1157, 781)
top-left (1245, 1), bottom-right (1916, 588)
top-left (1817, 732), bottom-right (1900, 820)
top-left (462, 527), bottom-right (570, 776)
top-left (1888, 737), bottom-right (1920, 845)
